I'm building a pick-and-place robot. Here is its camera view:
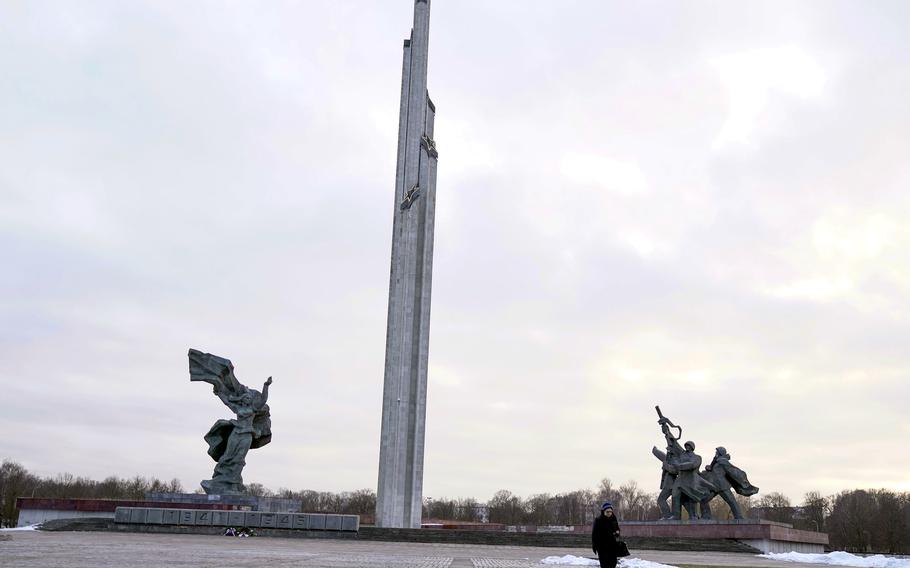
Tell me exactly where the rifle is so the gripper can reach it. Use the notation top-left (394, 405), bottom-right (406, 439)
top-left (655, 405), bottom-right (682, 441)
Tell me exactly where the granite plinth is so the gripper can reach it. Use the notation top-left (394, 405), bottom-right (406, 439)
top-left (619, 520), bottom-right (828, 553)
top-left (113, 507), bottom-right (359, 533)
top-left (15, 497), bottom-right (239, 528)
top-left (145, 492), bottom-right (301, 513)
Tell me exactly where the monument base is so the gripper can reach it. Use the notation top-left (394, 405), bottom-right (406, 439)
top-left (620, 520), bottom-right (828, 553)
top-left (14, 497), bottom-right (238, 528)
top-left (143, 492), bottom-right (302, 512)
top-left (113, 506), bottom-right (359, 532)
top-left (15, 493), bottom-right (304, 527)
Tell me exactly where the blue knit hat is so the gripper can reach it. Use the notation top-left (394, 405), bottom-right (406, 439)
top-left (601, 502), bottom-right (613, 511)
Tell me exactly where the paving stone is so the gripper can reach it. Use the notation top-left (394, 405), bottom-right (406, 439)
top-left (293, 514), bottom-right (308, 530)
top-left (342, 515), bottom-right (359, 531)
top-left (113, 507), bottom-right (131, 523)
top-left (0, 531), bottom-right (818, 568)
top-left (325, 515), bottom-right (343, 531)
top-left (302, 556), bottom-right (453, 568)
top-left (277, 513), bottom-right (293, 529)
top-left (471, 560), bottom-right (534, 567)
top-left (227, 511), bottom-right (245, 526)
top-left (211, 511), bottom-right (230, 526)
top-left (145, 509), bottom-right (164, 525)
top-left (194, 510), bottom-right (213, 526)
top-left (243, 512), bottom-right (261, 528)
top-left (307, 514), bottom-right (326, 530)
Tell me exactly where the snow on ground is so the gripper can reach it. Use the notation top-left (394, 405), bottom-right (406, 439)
top-left (540, 556), bottom-right (598, 566)
top-left (541, 556), bottom-right (678, 568)
top-left (0, 525), bottom-right (40, 532)
top-left (762, 552), bottom-right (910, 568)
top-left (621, 558), bottom-right (681, 568)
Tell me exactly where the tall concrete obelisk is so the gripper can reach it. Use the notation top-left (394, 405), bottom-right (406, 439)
top-left (376, 0), bottom-right (438, 529)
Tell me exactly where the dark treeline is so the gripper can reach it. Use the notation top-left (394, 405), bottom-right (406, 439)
top-left (750, 489), bottom-right (910, 554)
top-left (3, 458), bottom-right (909, 553)
top-left (0, 459), bottom-right (377, 528)
top-left (0, 459), bottom-right (182, 528)
top-left (430, 479), bottom-right (660, 526)
top-left (421, 483), bottom-right (910, 553)
top-left (251, 484), bottom-right (377, 519)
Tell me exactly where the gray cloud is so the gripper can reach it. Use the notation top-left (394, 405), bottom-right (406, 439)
top-left (1, 1), bottom-right (908, 501)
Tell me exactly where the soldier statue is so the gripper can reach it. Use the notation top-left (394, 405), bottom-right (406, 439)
top-left (698, 446), bottom-right (759, 519)
top-left (652, 406), bottom-right (758, 520)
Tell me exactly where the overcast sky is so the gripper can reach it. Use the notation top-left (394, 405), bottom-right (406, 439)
top-left (2, 1), bottom-right (909, 504)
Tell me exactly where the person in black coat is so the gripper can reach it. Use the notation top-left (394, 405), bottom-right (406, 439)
top-left (592, 502), bottom-right (621, 568)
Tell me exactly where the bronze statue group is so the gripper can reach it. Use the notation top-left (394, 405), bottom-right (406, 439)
top-left (186, 350), bottom-right (759, 565)
top-left (651, 406), bottom-right (759, 520)
top-left (591, 407), bottom-right (759, 567)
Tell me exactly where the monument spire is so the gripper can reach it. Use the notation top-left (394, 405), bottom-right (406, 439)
top-left (375, 0), bottom-right (439, 529)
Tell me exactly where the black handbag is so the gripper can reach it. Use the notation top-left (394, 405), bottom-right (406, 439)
top-left (616, 540), bottom-right (631, 557)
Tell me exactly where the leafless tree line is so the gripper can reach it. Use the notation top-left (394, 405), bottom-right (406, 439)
top-left (426, 481), bottom-right (910, 553)
top-left (0, 459), bottom-right (183, 528)
top-left (751, 489), bottom-right (910, 553)
top-left (428, 479), bottom-right (660, 525)
top-left (265, 486), bottom-right (378, 519)
top-left (0, 459), bottom-right (378, 527)
top-left (3, 457), bottom-right (909, 552)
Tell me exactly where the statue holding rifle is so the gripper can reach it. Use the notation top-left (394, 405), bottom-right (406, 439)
top-left (652, 406), bottom-right (715, 519)
top-left (652, 406), bottom-right (759, 520)
top-left (652, 407), bottom-right (685, 519)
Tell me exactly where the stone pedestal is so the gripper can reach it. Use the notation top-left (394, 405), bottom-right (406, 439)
top-left (619, 519), bottom-right (829, 553)
top-left (144, 492), bottom-right (300, 513)
top-left (113, 506), bottom-right (359, 533)
top-left (14, 497), bottom-right (237, 527)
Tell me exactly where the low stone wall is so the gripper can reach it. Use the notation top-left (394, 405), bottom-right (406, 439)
top-left (41, 517), bottom-right (757, 552)
top-left (359, 520), bottom-right (828, 553)
top-left (618, 520), bottom-right (828, 553)
top-left (15, 497), bottom-right (242, 528)
top-left (113, 507), bottom-right (359, 532)
top-left (143, 493), bottom-right (302, 513)
top-left (359, 527), bottom-right (761, 552)
top-left (18, 509), bottom-right (115, 527)
top-left (36, 515), bottom-right (827, 554)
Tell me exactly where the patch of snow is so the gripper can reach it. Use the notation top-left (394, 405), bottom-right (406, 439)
top-left (541, 556), bottom-right (598, 566)
top-left (540, 556), bottom-right (678, 568)
top-left (761, 552), bottom-right (910, 568)
top-left (0, 524), bottom-right (41, 532)
top-left (621, 559), bottom-right (680, 568)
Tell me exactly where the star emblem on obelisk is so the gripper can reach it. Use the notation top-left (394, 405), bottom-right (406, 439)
top-left (399, 184), bottom-right (421, 211)
top-left (421, 135), bottom-right (438, 159)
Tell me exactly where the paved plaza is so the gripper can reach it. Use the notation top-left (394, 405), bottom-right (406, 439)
top-left (0, 531), bottom-right (822, 568)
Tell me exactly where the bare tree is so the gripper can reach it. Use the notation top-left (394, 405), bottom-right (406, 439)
top-left (828, 489), bottom-right (875, 552)
top-left (595, 478), bottom-right (620, 505)
top-left (617, 481), bottom-right (647, 520)
top-left (524, 493), bottom-right (553, 526)
top-left (424, 497), bottom-right (457, 521)
top-left (871, 489), bottom-right (908, 554)
top-left (754, 491), bottom-right (794, 524)
top-left (0, 460), bottom-right (38, 527)
top-left (800, 491), bottom-right (829, 532)
top-left (488, 490), bottom-right (523, 525)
